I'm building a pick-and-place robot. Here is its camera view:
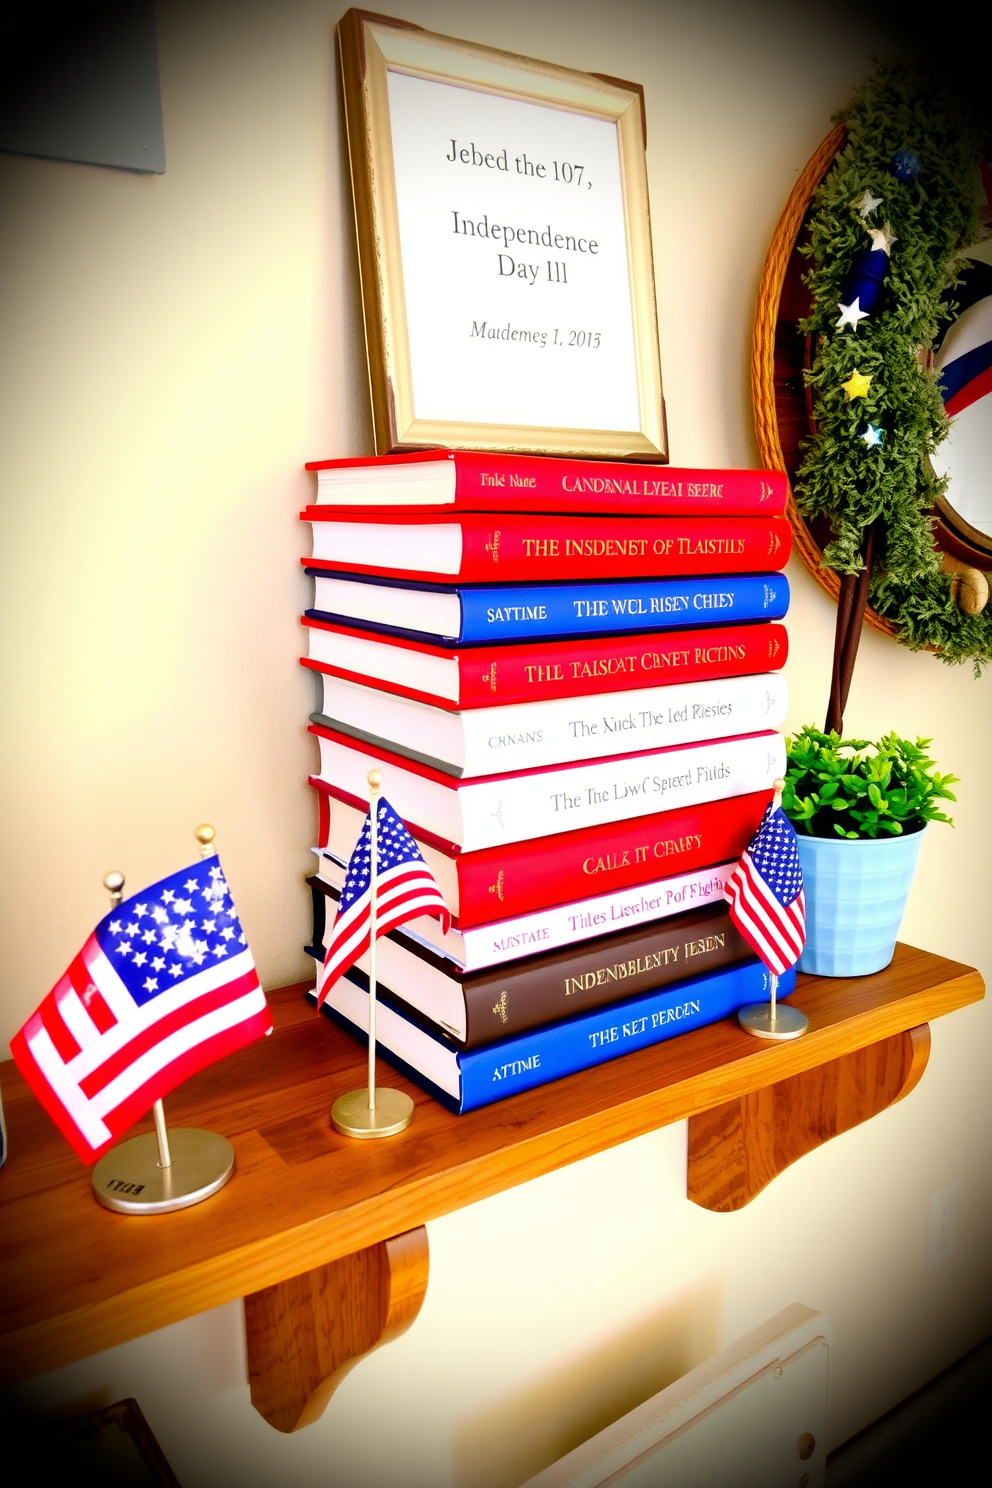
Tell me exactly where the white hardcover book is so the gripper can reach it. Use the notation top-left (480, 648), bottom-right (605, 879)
top-left (314, 856), bottom-right (734, 974)
top-left (311, 729), bottom-right (785, 852)
top-left (316, 671), bottom-right (788, 777)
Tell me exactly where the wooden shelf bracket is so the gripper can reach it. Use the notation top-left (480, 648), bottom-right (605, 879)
top-left (244, 1226), bottom-right (430, 1432)
top-left (686, 1025), bottom-right (931, 1213)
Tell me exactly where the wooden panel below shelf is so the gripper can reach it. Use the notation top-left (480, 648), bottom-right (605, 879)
top-left (0, 942), bottom-right (982, 1386)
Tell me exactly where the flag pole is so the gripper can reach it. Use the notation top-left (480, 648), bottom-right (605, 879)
top-left (105, 871), bottom-right (174, 1170)
top-left (367, 769), bottom-right (381, 1114)
top-left (736, 780), bottom-right (809, 1043)
top-left (330, 773), bottom-right (415, 1139)
top-left (90, 827), bottom-right (236, 1214)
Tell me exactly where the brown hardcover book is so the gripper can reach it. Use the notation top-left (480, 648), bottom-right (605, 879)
top-left (308, 878), bottom-right (749, 1047)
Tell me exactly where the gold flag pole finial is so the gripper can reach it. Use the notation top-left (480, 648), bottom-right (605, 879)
top-left (195, 823), bottom-right (216, 857)
top-left (103, 870), bottom-right (125, 905)
top-left (331, 769), bottom-right (415, 1138)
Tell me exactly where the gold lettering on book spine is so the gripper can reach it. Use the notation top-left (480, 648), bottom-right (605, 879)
top-left (492, 990), bottom-right (508, 1024)
top-left (488, 870), bottom-right (505, 902)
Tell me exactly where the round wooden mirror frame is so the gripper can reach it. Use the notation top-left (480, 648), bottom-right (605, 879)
top-left (752, 125), bottom-right (991, 650)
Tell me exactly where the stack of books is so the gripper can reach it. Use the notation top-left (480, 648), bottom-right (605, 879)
top-left (299, 450), bottom-right (795, 1113)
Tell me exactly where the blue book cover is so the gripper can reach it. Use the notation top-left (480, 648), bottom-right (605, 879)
top-left (314, 958), bottom-right (796, 1114)
top-left (305, 570), bottom-right (789, 646)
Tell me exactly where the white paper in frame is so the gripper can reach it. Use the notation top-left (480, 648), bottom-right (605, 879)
top-left (337, 9), bottom-right (667, 460)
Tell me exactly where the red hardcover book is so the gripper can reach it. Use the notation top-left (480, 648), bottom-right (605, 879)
top-left (311, 782), bottom-right (773, 927)
top-left (303, 513), bottom-right (792, 584)
top-left (304, 450), bottom-right (788, 516)
top-left (300, 618), bottom-right (789, 710)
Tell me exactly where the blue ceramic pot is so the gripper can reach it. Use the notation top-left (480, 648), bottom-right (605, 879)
top-left (796, 828), bottom-right (926, 976)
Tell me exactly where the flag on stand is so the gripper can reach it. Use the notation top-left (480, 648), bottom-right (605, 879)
top-left (11, 857), bottom-right (271, 1163)
top-left (724, 801), bottom-right (806, 976)
top-left (317, 796), bottom-right (450, 1006)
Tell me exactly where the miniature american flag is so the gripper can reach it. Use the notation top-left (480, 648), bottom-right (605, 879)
top-left (724, 801), bottom-right (806, 976)
top-left (11, 858), bottom-right (271, 1163)
top-left (317, 797), bottom-right (450, 1006)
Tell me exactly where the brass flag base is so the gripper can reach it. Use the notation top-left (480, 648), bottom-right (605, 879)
top-left (738, 1002), bottom-right (810, 1042)
top-left (331, 1087), bottom-right (414, 1139)
top-left (92, 1128), bottom-right (235, 1214)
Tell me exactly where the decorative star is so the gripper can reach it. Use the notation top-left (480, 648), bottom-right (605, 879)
top-left (841, 369), bottom-right (873, 401)
top-left (836, 297), bottom-right (869, 330)
top-left (860, 423), bottom-right (884, 447)
top-left (867, 221), bottom-right (897, 255)
top-left (852, 187), bottom-right (883, 218)
top-left (143, 977), bottom-right (159, 993)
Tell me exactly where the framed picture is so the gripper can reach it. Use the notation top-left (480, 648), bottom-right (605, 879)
top-left (337, 9), bottom-right (667, 461)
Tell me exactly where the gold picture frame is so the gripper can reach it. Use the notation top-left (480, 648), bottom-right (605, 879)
top-left (337, 9), bottom-right (667, 460)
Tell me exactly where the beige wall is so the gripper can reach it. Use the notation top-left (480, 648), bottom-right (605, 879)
top-left (2, 2), bottom-right (990, 1484)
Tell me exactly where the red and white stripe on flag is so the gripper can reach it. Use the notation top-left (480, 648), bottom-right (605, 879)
top-left (724, 851), bottom-right (806, 976)
top-left (10, 934), bottom-right (271, 1163)
top-left (317, 860), bottom-right (450, 1005)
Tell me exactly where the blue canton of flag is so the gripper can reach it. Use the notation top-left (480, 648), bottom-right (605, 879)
top-left (11, 856), bottom-right (271, 1163)
top-left (317, 797), bottom-right (450, 1006)
top-left (724, 802), bottom-right (806, 976)
top-left (99, 859), bottom-right (249, 1005)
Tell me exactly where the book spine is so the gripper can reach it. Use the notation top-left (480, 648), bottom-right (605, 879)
top-left (406, 673), bottom-right (790, 777)
top-left (307, 782), bottom-right (773, 926)
top-left (309, 515), bottom-right (792, 583)
top-left (452, 456), bottom-right (789, 514)
top-left (461, 908), bottom-right (749, 1045)
top-left (456, 731), bottom-right (786, 852)
top-left (455, 623), bottom-right (789, 707)
top-left (457, 574), bottom-right (790, 643)
top-left (461, 861), bottom-right (734, 971)
top-left (458, 962), bottom-right (796, 1110)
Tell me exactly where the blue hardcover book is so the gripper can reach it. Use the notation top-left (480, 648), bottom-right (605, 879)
top-left (311, 959), bottom-right (797, 1113)
top-left (305, 570), bottom-right (790, 647)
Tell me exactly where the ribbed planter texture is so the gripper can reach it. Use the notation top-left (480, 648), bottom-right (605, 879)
top-left (796, 828), bottom-right (926, 976)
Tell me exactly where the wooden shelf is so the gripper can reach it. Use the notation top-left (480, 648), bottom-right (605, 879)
top-left (0, 943), bottom-right (982, 1430)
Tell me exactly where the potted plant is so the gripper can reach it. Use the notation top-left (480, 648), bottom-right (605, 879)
top-left (782, 726), bottom-right (957, 976)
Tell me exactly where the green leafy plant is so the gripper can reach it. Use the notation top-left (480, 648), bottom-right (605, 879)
top-left (795, 61), bottom-right (989, 667)
top-left (782, 724), bottom-right (957, 839)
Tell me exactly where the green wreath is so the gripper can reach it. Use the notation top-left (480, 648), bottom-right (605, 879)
top-left (795, 61), bottom-right (988, 667)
